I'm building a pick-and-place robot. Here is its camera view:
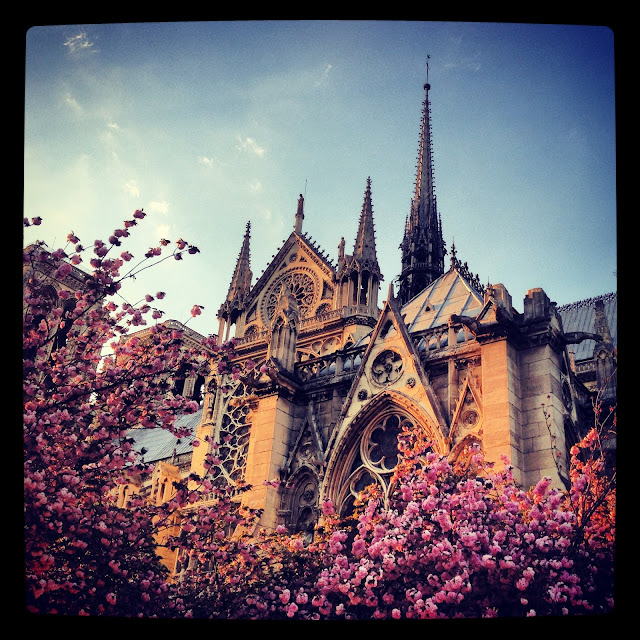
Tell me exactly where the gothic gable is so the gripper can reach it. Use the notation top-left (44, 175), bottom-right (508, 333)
top-left (336, 285), bottom-right (448, 437)
top-left (449, 372), bottom-right (483, 449)
top-left (322, 286), bottom-right (450, 510)
top-left (242, 232), bottom-right (336, 335)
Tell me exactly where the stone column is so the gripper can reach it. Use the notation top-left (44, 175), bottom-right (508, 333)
top-left (243, 393), bottom-right (295, 530)
top-left (480, 339), bottom-right (525, 486)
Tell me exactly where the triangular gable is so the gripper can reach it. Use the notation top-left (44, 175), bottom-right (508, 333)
top-left (243, 232), bottom-right (337, 331)
top-left (281, 401), bottom-right (325, 482)
top-left (449, 374), bottom-right (484, 447)
top-left (246, 232), bottom-right (335, 307)
top-left (330, 284), bottom-right (448, 451)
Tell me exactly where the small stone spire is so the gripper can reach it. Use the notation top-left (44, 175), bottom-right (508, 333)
top-left (225, 221), bottom-right (252, 304)
top-left (352, 177), bottom-right (379, 270)
top-left (217, 221), bottom-right (252, 338)
top-left (294, 194), bottom-right (305, 234)
top-left (335, 178), bottom-right (383, 317)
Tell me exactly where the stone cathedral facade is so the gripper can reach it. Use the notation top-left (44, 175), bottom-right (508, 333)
top-left (124, 76), bottom-right (616, 555)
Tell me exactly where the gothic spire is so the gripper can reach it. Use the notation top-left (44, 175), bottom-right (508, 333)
top-left (336, 178), bottom-right (383, 318)
top-left (352, 177), bottom-right (380, 273)
top-left (220, 221), bottom-right (252, 315)
top-left (398, 58), bottom-right (446, 305)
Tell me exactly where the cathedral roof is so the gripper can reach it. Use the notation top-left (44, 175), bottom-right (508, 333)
top-left (557, 292), bottom-right (617, 362)
top-left (125, 408), bottom-right (202, 463)
top-left (400, 267), bottom-right (485, 335)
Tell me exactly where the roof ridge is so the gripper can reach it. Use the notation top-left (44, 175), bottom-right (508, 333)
top-left (557, 291), bottom-right (616, 312)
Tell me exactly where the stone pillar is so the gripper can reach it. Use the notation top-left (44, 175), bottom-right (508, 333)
top-left (519, 342), bottom-right (567, 488)
top-left (480, 339), bottom-right (525, 486)
top-left (243, 393), bottom-right (295, 530)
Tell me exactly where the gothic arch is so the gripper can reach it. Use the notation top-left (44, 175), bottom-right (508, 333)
top-left (323, 389), bottom-right (446, 515)
top-left (449, 435), bottom-right (483, 475)
top-left (281, 465), bottom-right (321, 540)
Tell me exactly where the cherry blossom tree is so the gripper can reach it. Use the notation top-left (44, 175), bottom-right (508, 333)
top-left (23, 213), bottom-right (615, 619)
top-left (23, 212), bottom-right (234, 616)
top-left (168, 415), bottom-right (615, 620)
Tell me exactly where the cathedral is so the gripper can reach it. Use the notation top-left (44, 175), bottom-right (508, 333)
top-left (124, 75), bottom-right (617, 549)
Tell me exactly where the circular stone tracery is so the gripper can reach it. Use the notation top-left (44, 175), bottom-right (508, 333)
top-left (262, 270), bottom-right (318, 323)
top-left (371, 349), bottom-right (404, 385)
top-left (362, 412), bottom-right (413, 472)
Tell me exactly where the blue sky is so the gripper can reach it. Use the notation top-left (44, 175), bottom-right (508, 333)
top-left (24, 21), bottom-right (616, 337)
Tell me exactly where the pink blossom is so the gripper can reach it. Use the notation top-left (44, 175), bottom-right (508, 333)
top-left (279, 588), bottom-right (291, 604)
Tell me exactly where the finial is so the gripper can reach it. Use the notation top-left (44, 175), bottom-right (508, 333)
top-left (294, 193), bottom-right (304, 234)
top-left (425, 54), bottom-right (431, 90)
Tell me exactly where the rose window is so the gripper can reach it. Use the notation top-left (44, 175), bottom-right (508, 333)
top-left (264, 270), bottom-right (317, 322)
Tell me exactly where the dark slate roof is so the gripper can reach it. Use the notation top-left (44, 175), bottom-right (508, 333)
top-left (125, 408), bottom-right (202, 463)
top-left (557, 292), bottom-right (617, 362)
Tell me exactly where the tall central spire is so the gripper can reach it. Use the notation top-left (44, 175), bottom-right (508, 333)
top-left (398, 58), bottom-right (445, 305)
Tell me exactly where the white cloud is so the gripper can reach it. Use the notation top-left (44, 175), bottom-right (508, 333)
top-left (249, 180), bottom-right (263, 193)
top-left (64, 93), bottom-right (83, 115)
top-left (123, 180), bottom-right (140, 198)
top-left (155, 223), bottom-right (171, 240)
top-left (315, 63), bottom-right (333, 86)
top-left (63, 32), bottom-right (96, 55)
top-left (236, 136), bottom-right (266, 157)
top-left (147, 201), bottom-right (170, 216)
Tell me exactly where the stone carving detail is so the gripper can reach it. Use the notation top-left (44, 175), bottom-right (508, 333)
top-left (362, 413), bottom-right (407, 472)
top-left (462, 410), bottom-right (478, 426)
top-left (264, 270), bottom-right (318, 323)
top-left (371, 349), bottom-right (404, 385)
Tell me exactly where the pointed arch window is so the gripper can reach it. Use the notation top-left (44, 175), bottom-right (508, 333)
top-left (337, 409), bottom-right (417, 517)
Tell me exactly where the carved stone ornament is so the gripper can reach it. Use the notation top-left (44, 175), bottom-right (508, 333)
top-left (263, 269), bottom-right (318, 323)
top-left (371, 349), bottom-right (404, 385)
top-left (462, 410), bottom-right (478, 427)
top-left (562, 378), bottom-right (573, 410)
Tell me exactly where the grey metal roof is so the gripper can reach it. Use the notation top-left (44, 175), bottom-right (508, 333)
top-left (125, 408), bottom-right (202, 463)
top-left (401, 268), bottom-right (485, 334)
top-left (557, 292), bottom-right (617, 362)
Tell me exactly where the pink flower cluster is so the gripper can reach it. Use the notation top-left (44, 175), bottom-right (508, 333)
top-left (23, 212), bottom-right (615, 620)
top-left (23, 212), bottom-right (222, 616)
